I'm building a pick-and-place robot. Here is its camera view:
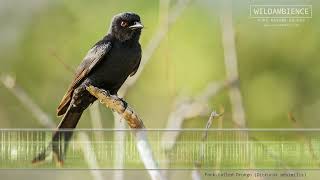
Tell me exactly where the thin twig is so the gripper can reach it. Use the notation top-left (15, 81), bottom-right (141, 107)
top-left (214, 106), bottom-right (224, 171)
top-left (202, 111), bottom-right (224, 141)
top-left (160, 80), bottom-right (234, 179)
top-left (289, 112), bottom-right (320, 167)
top-left (192, 110), bottom-right (223, 180)
top-left (161, 80), bottom-right (235, 151)
top-left (78, 132), bottom-right (104, 180)
top-left (48, 48), bottom-right (75, 73)
top-left (89, 101), bottom-right (104, 142)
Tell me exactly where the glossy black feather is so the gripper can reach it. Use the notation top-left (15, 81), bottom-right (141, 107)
top-left (33, 12), bottom-right (143, 164)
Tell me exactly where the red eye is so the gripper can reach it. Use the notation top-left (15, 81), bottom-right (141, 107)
top-left (120, 21), bottom-right (128, 27)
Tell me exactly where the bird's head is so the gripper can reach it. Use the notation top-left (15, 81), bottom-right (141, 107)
top-left (110, 12), bottom-right (143, 42)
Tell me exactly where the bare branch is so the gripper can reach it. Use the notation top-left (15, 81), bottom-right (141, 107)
top-left (86, 85), bottom-right (164, 180)
top-left (113, 113), bottom-right (126, 180)
top-left (48, 48), bottom-right (75, 73)
top-left (220, 2), bottom-right (261, 179)
top-left (214, 106), bottom-right (224, 171)
top-left (161, 80), bottom-right (235, 151)
top-left (0, 74), bottom-right (103, 180)
top-left (192, 110), bottom-right (223, 180)
top-left (220, 0), bottom-right (246, 128)
top-left (112, 1), bottom-right (190, 179)
top-left (0, 74), bottom-right (55, 128)
top-left (202, 111), bottom-right (224, 141)
top-left (87, 86), bottom-right (144, 128)
top-left (89, 101), bottom-right (104, 141)
top-left (78, 132), bottom-right (104, 180)
top-left (160, 80), bottom-right (233, 179)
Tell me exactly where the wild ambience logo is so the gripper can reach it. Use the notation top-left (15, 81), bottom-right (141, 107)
top-left (249, 5), bottom-right (313, 27)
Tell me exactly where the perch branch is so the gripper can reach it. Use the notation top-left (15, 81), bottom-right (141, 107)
top-left (86, 85), bottom-right (164, 180)
top-left (112, 1), bottom-right (190, 179)
top-left (87, 86), bottom-right (144, 129)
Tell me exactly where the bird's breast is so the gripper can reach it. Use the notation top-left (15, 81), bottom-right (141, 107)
top-left (108, 45), bottom-right (140, 71)
top-left (88, 43), bottom-right (140, 89)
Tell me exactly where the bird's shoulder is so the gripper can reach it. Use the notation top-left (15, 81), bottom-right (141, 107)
top-left (95, 34), bottom-right (114, 47)
top-left (56, 36), bottom-right (113, 116)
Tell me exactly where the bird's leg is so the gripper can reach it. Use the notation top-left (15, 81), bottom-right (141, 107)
top-left (111, 93), bottom-right (127, 111)
top-left (118, 97), bottom-right (128, 110)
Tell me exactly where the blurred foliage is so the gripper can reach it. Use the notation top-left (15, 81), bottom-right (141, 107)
top-left (0, 0), bottom-right (320, 179)
top-left (0, 0), bottom-right (320, 131)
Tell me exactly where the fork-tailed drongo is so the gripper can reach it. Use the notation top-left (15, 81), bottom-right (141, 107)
top-left (32, 12), bottom-right (143, 164)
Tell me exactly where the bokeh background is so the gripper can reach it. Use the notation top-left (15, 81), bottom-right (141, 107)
top-left (0, 0), bottom-right (320, 179)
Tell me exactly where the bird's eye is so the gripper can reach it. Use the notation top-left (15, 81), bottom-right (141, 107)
top-left (120, 21), bottom-right (128, 27)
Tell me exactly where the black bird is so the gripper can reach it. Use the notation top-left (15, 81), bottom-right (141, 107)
top-left (32, 12), bottom-right (143, 164)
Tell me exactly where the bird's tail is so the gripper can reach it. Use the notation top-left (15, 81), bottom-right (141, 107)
top-left (32, 107), bottom-right (83, 165)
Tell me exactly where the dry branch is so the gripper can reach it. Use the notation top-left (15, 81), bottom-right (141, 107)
top-left (160, 80), bottom-right (234, 179)
top-left (0, 74), bottom-right (103, 180)
top-left (214, 106), bottom-right (224, 171)
top-left (161, 80), bottom-right (236, 151)
top-left (78, 132), bottom-right (104, 180)
top-left (89, 101), bottom-right (104, 142)
top-left (86, 85), bottom-right (164, 180)
top-left (220, 1), bottom-right (262, 179)
top-left (192, 111), bottom-right (223, 180)
top-left (0, 74), bottom-right (55, 128)
top-left (112, 1), bottom-right (191, 179)
top-left (220, 0), bottom-right (246, 128)
top-left (112, 112), bottom-right (126, 180)
top-left (87, 86), bottom-right (144, 129)
top-left (202, 110), bottom-right (224, 141)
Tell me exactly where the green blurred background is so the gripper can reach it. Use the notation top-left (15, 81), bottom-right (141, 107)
top-left (0, 0), bottom-right (320, 179)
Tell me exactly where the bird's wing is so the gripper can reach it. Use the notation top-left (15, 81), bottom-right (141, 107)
top-left (130, 51), bottom-right (142, 77)
top-left (57, 41), bottom-right (112, 116)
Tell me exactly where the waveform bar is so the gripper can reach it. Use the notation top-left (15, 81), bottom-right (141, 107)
top-left (0, 129), bottom-right (320, 169)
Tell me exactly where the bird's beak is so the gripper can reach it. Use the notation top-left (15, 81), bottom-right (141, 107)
top-left (129, 22), bottom-right (144, 30)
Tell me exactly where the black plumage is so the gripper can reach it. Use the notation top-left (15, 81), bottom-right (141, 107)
top-left (32, 12), bottom-right (143, 164)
